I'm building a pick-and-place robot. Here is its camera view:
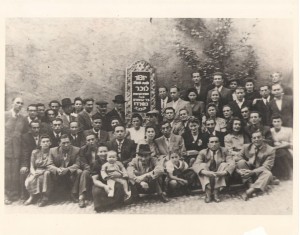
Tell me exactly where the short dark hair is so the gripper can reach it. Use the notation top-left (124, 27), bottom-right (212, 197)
top-left (52, 117), bottom-right (63, 124)
top-left (235, 86), bottom-right (246, 92)
top-left (170, 85), bottom-right (180, 92)
top-left (145, 125), bottom-right (157, 133)
top-left (113, 124), bottom-right (125, 132)
top-left (49, 100), bottom-right (61, 107)
top-left (74, 97), bottom-right (83, 103)
top-left (259, 84), bottom-right (271, 90)
top-left (205, 118), bottom-right (216, 125)
top-left (160, 120), bottom-right (171, 128)
top-left (187, 116), bottom-right (200, 126)
top-left (249, 111), bottom-right (262, 118)
top-left (244, 78), bottom-right (255, 85)
top-left (92, 113), bottom-right (103, 121)
top-left (222, 105), bottom-right (232, 111)
top-left (36, 103), bottom-right (45, 107)
top-left (29, 120), bottom-right (40, 127)
top-left (27, 104), bottom-right (37, 110)
top-left (131, 113), bottom-right (143, 124)
top-left (60, 134), bottom-right (70, 141)
top-left (191, 71), bottom-right (201, 77)
top-left (158, 85), bottom-right (168, 92)
top-left (208, 135), bottom-right (219, 142)
top-left (83, 98), bottom-right (94, 105)
top-left (164, 107), bottom-right (175, 113)
top-left (271, 113), bottom-right (282, 121)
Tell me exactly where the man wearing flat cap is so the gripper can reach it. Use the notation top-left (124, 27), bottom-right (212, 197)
top-left (127, 144), bottom-right (169, 203)
top-left (94, 100), bottom-right (111, 132)
top-left (107, 95), bottom-right (126, 126)
top-left (61, 98), bottom-right (76, 129)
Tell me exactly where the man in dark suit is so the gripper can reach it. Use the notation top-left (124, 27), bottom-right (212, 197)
top-left (182, 71), bottom-right (208, 102)
top-left (269, 83), bottom-right (293, 127)
top-left (83, 114), bottom-right (109, 145)
top-left (69, 121), bottom-right (85, 148)
top-left (270, 72), bottom-right (293, 96)
top-left (228, 87), bottom-right (252, 119)
top-left (77, 98), bottom-right (94, 131)
top-left (36, 103), bottom-right (46, 122)
top-left (49, 100), bottom-right (62, 117)
top-left (23, 104), bottom-right (39, 133)
top-left (106, 125), bottom-right (136, 167)
top-left (49, 134), bottom-right (81, 202)
top-left (244, 78), bottom-right (260, 103)
top-left (156, 86), bottom-right (172, 121)
top-left (94, 100), bottom-right (111, 131)
top-left (5, 97), bottom-right (27, 204)
top-left (20, 120), bottom-right (41, 200)
top-left (207, 72), bottom-right (233, 105)
top-left (202, 118), bottom-right (226, 147)
top-left (48, 118), bottom-right (69, 148)
top-left (60, 98), bottom-right (76, 130)
top-left (107, 95), bottom-right (126, 126)
top-left (252, 84), bottom-right (273, 126)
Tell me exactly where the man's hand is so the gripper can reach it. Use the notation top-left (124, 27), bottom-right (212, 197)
top-left (140, 181), bottom-right (149, 190)
top-left (135, 175), bottom-right (145, 183)
top-left (60, 168), bottom-right (69, 176)
top-left (20, 167), bottom-right (29, 174)
top-left (104, 185), bottom-right (112, 194)
top-left (56, 168), bottom-right (63, 175)
top-left (242, 170), bottom-right (255, 178)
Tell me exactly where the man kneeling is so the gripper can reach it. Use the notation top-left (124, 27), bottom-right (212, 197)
top-left (127, 144), bottom-right (169, 203)
top-left (192, 135), bottom-right (235, 203)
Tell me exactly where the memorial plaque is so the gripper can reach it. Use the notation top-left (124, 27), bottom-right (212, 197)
top-left (125, 60), bottom-right (156, 122)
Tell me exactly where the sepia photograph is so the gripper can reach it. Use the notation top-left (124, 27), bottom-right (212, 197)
top-left (4, 17), bottom-right (295, 216)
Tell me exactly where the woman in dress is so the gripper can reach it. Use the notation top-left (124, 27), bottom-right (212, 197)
top-left (92, 144), bottom-right (125, 212)
top-left (186, 88), bottom-right (205, 120)
top-left (203, 103), bottom-right (227, 133)
top-left (127, 113), bottom-right (145, 144)
top-left (270, 114), bottom-right (293, 180)
top-left (24, 134), bottom-right (54, 207)
top-left (71, 97), bottom-right (83, 118)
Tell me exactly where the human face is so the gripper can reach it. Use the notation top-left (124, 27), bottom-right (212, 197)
top-left (236, 88), bottom-right (245, 101)
top-left (207, 106), bottom-right (217, 118)
top-left (30, 123), bottom-right (40, 135)
top-left (192, 72), bottom-right (201, 84)
top-left (107, 153), bottom-right (117, 164)
top-left (138, 154), bottom-right (151, 165)
top-left (272, 118), bottom-right (282, 129)
top-left (223, 106), bottom-right (232, 119)
top-left (245, 82), bottom-right (254, 92)
top-left (12, 97), bottom-right (23, 113)
top-left (241, 107), bottom-right (250, 119)
top-left (251, 132), bottom-right (264, 147)
top-left (28, 106), bottom-right (38, 119)
top-left (165, 109), bottom-right (175, 121)
top-left (40, 137), bottom-right (51, 150)
top-left (170, 154), bottom-right (180, 165)
top-left (50, 102), bottom-right (60, 112)
top-left (211, 91), bottom-right (220, 102)
top-left (206, 120), bottom-right (215, 133)
top-left (188, 122), bottom-right (199, 134)
top-left (60, 137), bottom-right (71, 151)
top-left (271, 73), bottom-right (281, 84)
top-left (259, 86), bottom-right (270, 99)
top-left (86, 134), bottom-right (96, 147)
top-left (74, 100), bottom-right (83, 112)
top-left (232, 120), bottom-right (241, 132)
top-left (161, 123), bottom-right (171, 138)
top-left (132, 117), bottom-right (141, 129)
top-left (146, 127), bottom-right (156, 140)
top-left (272, 84), bottom-right (283, 98)
top-left (85, 101), bottom-right (94, 113)
top-left (97, 105), bottom-right (107, 115)
top-left (158, 87), bottom-right (167, 100)
top-left (70, 122), bottom-right (79, 135)
top-left (188, 91), bottom-right (197, 102)
top-left (47, 110), bottom-right (56, 122)
top-left (179, 110), bottom-right (188, 121)
top-left (92, 119), bottom-right (102, 131)
top-left (37, 105), bottom-right (45, 117)
top-left (52, 120), bottom-right (63, 133)
top-left (114, 126), bottom-right (125, 140)
top-left (111, 119), bottom-right (120, 127)
top-left (213, 75), bottom-right (223, 87)
top-left (97, 146), bottom-right (108, 160)
top-left (208, 137), bottom-right (220, 151)
top-left (115, 103), bottom-right (123, 111)
top-left (170, 88), bottom-right (179, 101)
top-left (229, 81), bottom-right (238, 90)
top-left (250, 113), bottom-right (261, 125)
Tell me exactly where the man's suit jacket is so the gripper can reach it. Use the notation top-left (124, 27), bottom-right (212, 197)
top-left (228, 100), bottom-right (252, 119)
top-left (106, 138), bottom-right (136, 166)
top-left (92, 112), bottom-right (111, 132)
top-left (156, 96), bottom-right (172, 115)
top-left (201, 131), bottom-right (226, 148)
top-left (83, 129), bottom-right (110, 145)
top-left (61, 113), bottom-right (77, 129)
top-left (182, 82), bottom-right (209, 102)
top-left (68, 132), bottom-right (85, 148)
top-left (166, 98), bottom-right (192, 120)
top-left (49, 145), bottom-right (80, 173)
top-left (207, 86), bottom-right (233, 105)
top-left (269, 95), bottom-right (293, 127)
top-left (154, 133), bottom-right (187, 159)
top-left (48, 130), bottom-right (69, 148)
top-left (253, 99), bottom-right (273, 126)
top-left (21, 132), bottom-right (39, 168)
top-left (106, 108), bottom-right (126, 125)
top-left (236, 143), bottom-right (275, 174)
top-left (244, 124), bottom-right (273, 146)
top-left (192, 147), bottom-right (235, 175)
top-left (23, 116), bottom-right (39, 133)
top-left (77, 110), bottom-right (93, 132)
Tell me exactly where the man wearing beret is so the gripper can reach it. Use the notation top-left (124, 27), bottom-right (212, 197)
top-left (94, 100), bottom-right (111, 132)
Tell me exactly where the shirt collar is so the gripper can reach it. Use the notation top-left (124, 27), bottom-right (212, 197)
top-left (11, 109), bottom-right (19, 118)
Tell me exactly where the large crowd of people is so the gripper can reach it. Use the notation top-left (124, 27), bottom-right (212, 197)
top-left (5, 71), bottom-right (293, 212)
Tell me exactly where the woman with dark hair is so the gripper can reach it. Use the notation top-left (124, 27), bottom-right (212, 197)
top-left (137, 125), bottom-right (160, 158)
top-left (24, 134), bottom-right (54, 207)
top-left (186, 88), bottom-right (205, 120)
top-left (224, 117), bottom-right (250, 161)
top-left (71, 97), bottom-right (83, 118)
top-left (203, 103), bottom-right (227, 133)
top-left (127, 113), bottom-right (145, 144)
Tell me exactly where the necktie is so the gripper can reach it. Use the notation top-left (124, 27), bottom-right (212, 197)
top-left (56, 133), bottom-right (60, 141)
top-left (117, 141), bottom-right (122, 159)
top-left (209, 150), bottom-right (217, 172)
top-left (253, 147), bottom-right (260, 166)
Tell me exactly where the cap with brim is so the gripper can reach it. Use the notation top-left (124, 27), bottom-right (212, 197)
top-left (96, 101), bottom-right (108, 105)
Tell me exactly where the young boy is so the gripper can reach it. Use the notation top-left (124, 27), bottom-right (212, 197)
top-left (101, 151), bottom-right (131, 199)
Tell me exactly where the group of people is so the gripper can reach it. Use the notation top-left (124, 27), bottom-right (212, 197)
top-left (5, 71), bottom-right (293, 212)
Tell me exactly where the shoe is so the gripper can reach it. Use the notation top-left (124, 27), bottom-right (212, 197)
top-left (20, 194), bottom-right (27, 202)
top-left (24, 197), bottom-right (34, 206)
top-left (4, 199), bottom-right (12, 205)
top-left (158, 193), bottom-right (170, 203)
top-left (70, 194), bottom-right (79, 203)
top-left (213, 192), bottom-right (221, 203)
top-left (38, 197), bottom-right (48, 207)
top-left (78, 199), bottom-right (86, 208)
top-left (272, 179), bottom-right (280, 185)
top-left (205, 194), bottom-right (212, 203)
top-left (241, 192), bottom-right (249, 201)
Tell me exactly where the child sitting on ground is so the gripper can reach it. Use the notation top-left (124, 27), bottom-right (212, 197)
top-left (101, 150), bottom-right (131, 199)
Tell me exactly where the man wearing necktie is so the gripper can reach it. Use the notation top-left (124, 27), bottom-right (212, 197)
top-left (192, 135), bottom-right (235, 203)
top-left (236, 130), bottom-right (275, 201)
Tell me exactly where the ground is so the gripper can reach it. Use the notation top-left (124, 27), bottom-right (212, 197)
top-left (4, 180), bottom-right (292, 214)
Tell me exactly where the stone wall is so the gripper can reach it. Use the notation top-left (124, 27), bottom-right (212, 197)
top-left (5, 18), bottom-right (293, 110)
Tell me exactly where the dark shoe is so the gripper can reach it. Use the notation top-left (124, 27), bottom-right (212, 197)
top-left (272, 179), bottom-right (280, 185)
top-left (213, 193), bottom-right (221, 203)
top-left (241, 192), bottom-right (249, 201)
top-left (4, 199), bottom-right (12, 205)
top-left (158, 193), bottom-right (170, 203)
top-left (38, 197), bottom-right (48, 207)
top-left (71, 194), bottom-right (79, 203)
top-left (79, 199), bottom-right (86, 208)
top-left (205, 194), bottom-right (212, 203)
